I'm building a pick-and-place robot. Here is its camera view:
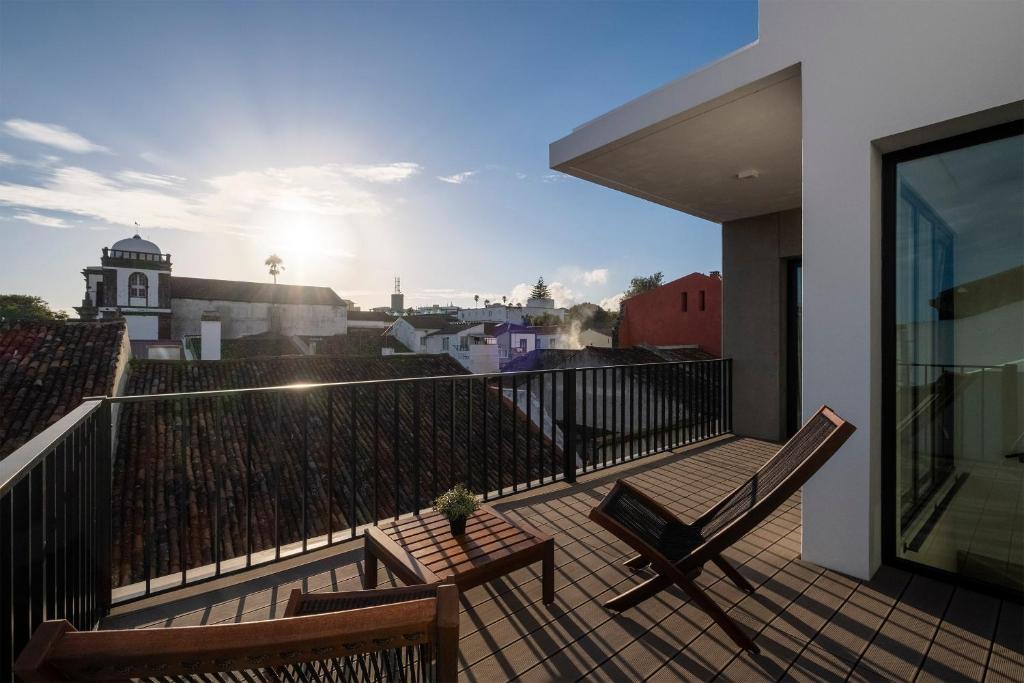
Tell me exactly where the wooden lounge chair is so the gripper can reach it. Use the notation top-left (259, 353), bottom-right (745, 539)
top-left (589, 405), bottom-right (856, 654)
top-left (15, 584), bottom-right (460, 682)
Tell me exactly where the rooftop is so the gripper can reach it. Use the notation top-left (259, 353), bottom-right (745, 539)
top-left (0, 320), bottom-right (125, 457)
top-left (171, 276), bottom-right (345, 306)
top-left (104, 437), bottom-right (1021, 682)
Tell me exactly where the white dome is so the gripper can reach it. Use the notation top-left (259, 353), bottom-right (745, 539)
top-left (112, 234), bottom-right (161, 254)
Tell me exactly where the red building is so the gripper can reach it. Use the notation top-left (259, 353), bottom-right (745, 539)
top-left (617, 271), bottom-right (722, 356)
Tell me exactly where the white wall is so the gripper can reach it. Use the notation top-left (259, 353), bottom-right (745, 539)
top-left (170, 298), bottom-right (346, 340)
top-left (125, 315), bottom-right (159, 341)
top-left (551, 0), bottom-right (1024, 580)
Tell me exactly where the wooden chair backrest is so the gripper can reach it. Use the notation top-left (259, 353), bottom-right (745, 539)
top-left (15, 584), bottom-right (460, 683)
top-left (591, 405), bottom-right (855, 571)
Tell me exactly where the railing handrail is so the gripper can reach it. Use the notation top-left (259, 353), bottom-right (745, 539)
top-left (0, 398), bottom-right (103, 498)
top-left (103, 358), bottom-right (730, 405)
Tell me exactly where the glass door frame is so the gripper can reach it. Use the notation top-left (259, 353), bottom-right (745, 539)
top-left (881, 118), bottom-right (1023, 600)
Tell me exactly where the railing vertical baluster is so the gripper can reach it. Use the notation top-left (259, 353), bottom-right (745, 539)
top-left (327, 387), bottom-right (334, 545)
top-left (44, 450), bottom-right (56, 620)
top-left (432, 379), bottom-right (438, 501)
top-left (602, 367), bottom-right (608, 468)
top-left (413, 381), bottom-right (421, 514)
top-left (701, 361), bottom-right (709, 440)
top-left (373, 383), bottom-right (381, 526)
top-left (449, 379), bottom-right (455, 492)
top-left (538, 373), bottom-right (545, 483)
top-left (619, 367), bottom-right (625, 463)
top-left (466, 377), bottom-right (472, 492)
top-left (11, 480), bottom-right (30, 662)
top-left (646, 365), bottom-right (653, 455)
top-left (302, 392), bottom-right (309, 551)
top-left (481, 377), bottom-right (489, 500)
top-left (393, 383), bottom-right (400, 520)
top-left (563, 368), bottom-right (577, 483)
top-left (349, 386), bottom-right (358, 539)
top-left (581, 369), bottom-right (588, 472)
top-left (550, 373), bottom-right (558, 478)
top-left (96, 400), bottom-right (112, 616)
top-left (592, 368), bottom-right (598, 467)
top-left (525, 374), bottom-right (532, 488)
top-left (273, 393), bottom-right (281, 562)
top-left (179, 398), bottom-right (189, 584)
top-left (29, 464), bottom-right (44, 650)
top-left (511, 375), bottom-right (518, 492)
top-left (143, 422), bottom-right (152, 593)
top-left (245, 393), bottom-right (253, 567)
top-left (213, 398), bottom-right (222, 576)
top-left (727, 358), bottom-right (734, 432)
top-left (496, 375), bottom-right (503, 496)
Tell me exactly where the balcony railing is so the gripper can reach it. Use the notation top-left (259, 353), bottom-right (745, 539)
top-left (0, 358), bottom-right (730, 679)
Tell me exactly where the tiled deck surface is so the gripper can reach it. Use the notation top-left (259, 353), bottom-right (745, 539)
top-left (104, 436), bottom-right (1023, 682)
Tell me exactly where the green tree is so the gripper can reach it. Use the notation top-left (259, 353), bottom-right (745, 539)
top-left (530, 277), bottom-right (551, 300)
top-left (623, 272), bottom-right (664, 299)
top-left (265, 254), bottom-right (285, 284)
top-left (474, 294), bottom-right (479, 306)
top-left (0, 294), bottom-right (69, 322)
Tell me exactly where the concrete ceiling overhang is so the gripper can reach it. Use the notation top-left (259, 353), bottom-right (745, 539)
top-left (551, 65), bottom-right (802, 224)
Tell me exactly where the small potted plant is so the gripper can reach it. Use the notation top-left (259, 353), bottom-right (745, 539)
top-left (433, 484), bottom-right (479, 536)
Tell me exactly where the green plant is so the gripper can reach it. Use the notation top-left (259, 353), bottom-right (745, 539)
top-left (433, 485), bottom-right (479, 520)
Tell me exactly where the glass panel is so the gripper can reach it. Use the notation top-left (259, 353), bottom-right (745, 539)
top-left (893, 131), bottom-right (1023, 594)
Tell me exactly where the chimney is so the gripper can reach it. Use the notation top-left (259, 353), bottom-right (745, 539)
top-left (709, 270), bottom-right (722, 279)
top-left (200, 310), bottom-right (221, 361)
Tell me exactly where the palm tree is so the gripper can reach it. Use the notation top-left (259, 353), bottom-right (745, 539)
top-left (265, 254), bottom-right (285, 284)
top-left (474, 294), bottom-right (479, 306)
top-left (483, 299), bottom-right (491, 306)
top-left (502, 295), bottom-right (507, 305)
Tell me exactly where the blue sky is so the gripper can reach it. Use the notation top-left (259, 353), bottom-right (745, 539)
top-left (0, 0), bottom-right (757, 312)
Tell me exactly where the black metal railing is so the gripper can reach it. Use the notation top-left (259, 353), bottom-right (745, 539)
top-left (1, 400), bottom-right (111, 680)
top-left (3, 358), bottom-right (731, 678)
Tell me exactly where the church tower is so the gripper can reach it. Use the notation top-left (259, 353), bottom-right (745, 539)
top-left (77, 234), bottom-right (173, 340)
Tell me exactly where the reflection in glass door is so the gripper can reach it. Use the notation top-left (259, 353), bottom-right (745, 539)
top-left (888, 123), bottom-right (1023, 596)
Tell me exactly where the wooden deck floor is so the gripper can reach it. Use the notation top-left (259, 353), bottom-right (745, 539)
top-left (104, 435), bottom-right (1023, 682)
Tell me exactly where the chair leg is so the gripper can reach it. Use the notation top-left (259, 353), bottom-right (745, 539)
top-left (624, 554), bottom-right (651, 570)
top-left (671, 573), bottom-right (760, 654)
top-left (713, 555), bottom-right (755, 593)
top-left (603, 574), bottom-right (671, 612)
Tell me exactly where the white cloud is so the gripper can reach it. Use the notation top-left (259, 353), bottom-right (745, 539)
top-left (12, 210), bottom-right (71, 228)
top-left (117, 170), bottom-right (186, 187)
top-left (3, 119), bottom-right (109, 154)
top-left (581, 268), bottom-right (609, 285)
top-left (542, 172), bottom-right (570, 184)
top-left (0, 162), bottom-right (401, 235)
top-left (0, 152), bottom-right (14, 165)
top-left (139, 151), bottom-right (168, 164)
top-left (515, 172), bottom-right (527, 180)
top-left (343, 162), bottom-right (421, 183)
top-left (600, 292), bottom-right (625, 311)
top-left (438, 170), bottom-right (476, 185)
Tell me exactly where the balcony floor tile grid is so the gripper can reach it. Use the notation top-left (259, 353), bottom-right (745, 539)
top-left (103, 435), bottom-right (1022, 682)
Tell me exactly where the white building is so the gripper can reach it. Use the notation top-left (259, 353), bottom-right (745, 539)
top-left (458, 297), bottom-right (566, 324)
top-left (389, 316), bottom-right (499, 374)
top-left (550, 0), bottom-right (1022, 597)
top-left (77, 235), bottom-right (348, 345)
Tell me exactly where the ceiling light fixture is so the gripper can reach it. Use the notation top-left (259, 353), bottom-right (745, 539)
top-left (736, 169), bottom-right (760, 180)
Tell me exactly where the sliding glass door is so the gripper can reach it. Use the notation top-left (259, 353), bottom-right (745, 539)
top-left (886, 122), bottom-right (1023, 596)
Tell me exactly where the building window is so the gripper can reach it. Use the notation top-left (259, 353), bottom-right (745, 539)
top-left (699, 290), bottom-right (706, 311)
top-left (442, 337), bottom-right (449, 351)
top-left (681, 292), bottom-right (688, 312)
top-left (128, 272), bottom-right (148, 305)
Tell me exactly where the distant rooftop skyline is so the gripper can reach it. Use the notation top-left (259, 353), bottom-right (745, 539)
top-left (0, 0), bottom-right (757, 312)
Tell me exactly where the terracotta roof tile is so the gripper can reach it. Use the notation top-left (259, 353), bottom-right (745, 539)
top-left (0, 321), bottom-right (125, 458)
top-left (111, 354), bottom-right (559, 586)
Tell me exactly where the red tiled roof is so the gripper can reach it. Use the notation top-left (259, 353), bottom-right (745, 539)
top-left (313, 334), bottom-right (411, 355)
top-left (111, 354), bottom-right (559, 586)
top-left (0, 321), bottom-right (125, 458)
top-left (220, 333), bottom-right (302, 359)
top-left (171, 276), bottom-right (344, 306)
